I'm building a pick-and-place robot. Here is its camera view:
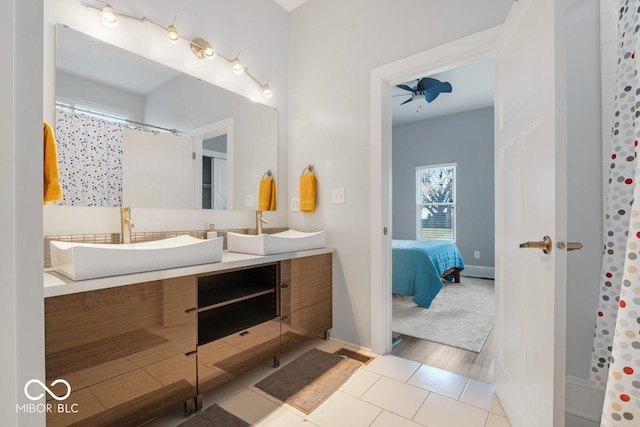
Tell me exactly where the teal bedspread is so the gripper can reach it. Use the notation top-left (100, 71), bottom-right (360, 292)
top-left (392, 240), bottom-right (465, 308)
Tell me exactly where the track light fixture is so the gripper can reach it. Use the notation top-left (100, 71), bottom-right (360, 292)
top-left (84, 2), bottom-right (273, 98)
top-left (231, 57), bottom-right (244, 74)
top-left (101, 4), bottom-right (118, 28)
top-left (166, 25), bottom-right (179, 44)
top-left (190, 37), bottom-right (215, 59)
top-left (262, 84), bottom-right (273, 98)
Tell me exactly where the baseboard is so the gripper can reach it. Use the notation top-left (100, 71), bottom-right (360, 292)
top-left (565, 375), bottom-right (604, 422)
top-left (461, 265), bottom-right (495, 279)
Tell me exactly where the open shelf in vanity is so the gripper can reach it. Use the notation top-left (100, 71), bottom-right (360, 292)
top-left (196, 263), bottom-right (279, 345)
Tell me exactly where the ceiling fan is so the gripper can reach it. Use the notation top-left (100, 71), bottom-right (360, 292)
top-left (395, 77), bottom-right (453, 108)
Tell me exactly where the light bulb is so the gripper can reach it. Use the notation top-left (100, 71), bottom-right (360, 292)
top-left (232, 58), bottom-right (244, 74)
top-left (102, 4), bottom-right (118, 28)
top-left (167, 25), bottom-right (179, 44)
top-left (203, 43), bottom-right (215, 59)
top-left (262, 84), bottom-right (272, 98)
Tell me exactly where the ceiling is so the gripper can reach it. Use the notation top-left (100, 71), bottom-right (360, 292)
top-left (273, 0), bottom-right (310, 12)
top-left (391, 57), bottom-right (494, 126)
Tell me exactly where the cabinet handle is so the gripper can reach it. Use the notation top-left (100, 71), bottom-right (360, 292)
top-left (185, 350), bottom-right (197, 357)
top-left (185, 307), bottom-right (197, 313)
top-left (239, 331), bottom-right (250, 337)
top-left (281, 283), bottom-right (289, 289)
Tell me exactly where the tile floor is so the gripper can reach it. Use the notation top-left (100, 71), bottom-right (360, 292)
top-left (145, 338), bottom-right (511, 427)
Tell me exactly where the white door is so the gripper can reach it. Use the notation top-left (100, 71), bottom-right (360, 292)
top-left (122, 129), bottom-right (194, 208)
top-left (212, 157), bottom-right (227, 209)
top-left (494, 0), bottom-right (567, 426)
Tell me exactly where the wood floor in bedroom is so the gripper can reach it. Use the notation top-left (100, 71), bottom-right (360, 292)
top-left (391, 328), bottom-right (494, 384)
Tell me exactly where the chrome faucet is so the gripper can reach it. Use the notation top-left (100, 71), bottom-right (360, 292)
top-left (256, 211), bottom-right (268, 235)
top-left (120, 207), bottom-right (135, 244)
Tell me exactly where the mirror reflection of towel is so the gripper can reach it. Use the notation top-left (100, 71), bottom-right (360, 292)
top-left (258, 177), bottom-right (276, 211)
top-left (300, 173), bottom-right (316, 213)
top-left (43, 122), bottom-right (62, 204)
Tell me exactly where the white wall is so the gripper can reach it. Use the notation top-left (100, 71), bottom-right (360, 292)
top-left (1, 1), bottom-right (45, 425)
top-left (288, 0), bottom-right (513, 347)
top-left (43, 0), bottom-right (290, 232)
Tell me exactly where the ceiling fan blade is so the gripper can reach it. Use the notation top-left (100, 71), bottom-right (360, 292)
top-left (438, 82), bottom-right (453, 93)
top-left (396, 84), bottom-right (415, 92)
top-left (424, 81), bottom-right (453, 102)
top-left (424, 91), bottom-right (440, 103)
top-left (392, 94), bottom-right (411, 97)
top-left (417, 77), bottom-right (441, 90)
top-left (400, 98), bottom-right (414, 105)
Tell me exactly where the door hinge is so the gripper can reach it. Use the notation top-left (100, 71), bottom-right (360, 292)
top-left (192, 152), bottom-right (196, 160)
top-left (383, 227), bottom-right (388, 235)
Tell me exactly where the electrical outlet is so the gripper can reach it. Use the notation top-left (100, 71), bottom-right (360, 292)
top-left (246, 194), bottom-right (255, 207)
top-left (474, 251), bottom-right (480, 259)
top-left (332, 188), bottom-right (346, 204)
top-left (290, 197), bottom-right (300, 212)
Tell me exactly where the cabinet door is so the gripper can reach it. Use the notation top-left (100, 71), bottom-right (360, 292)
top-left (197, 318), bottom-right (281, 394)
top-left (45, 276), bottom-right (196, 427)
top-left (281, 254), bottom-right (332, 344)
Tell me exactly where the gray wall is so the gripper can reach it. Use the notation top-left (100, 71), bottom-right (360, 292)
top-left (392, 107), bottom-right (495, 268)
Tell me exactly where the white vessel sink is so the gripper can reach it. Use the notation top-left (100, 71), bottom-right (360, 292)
top-left (50, 235), bottom-right (223, 281)
top-left (226, 230), bottom-right (326, 255)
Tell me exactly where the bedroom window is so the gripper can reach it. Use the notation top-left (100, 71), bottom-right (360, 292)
top-left (416, 163), bottom-right (456, 241)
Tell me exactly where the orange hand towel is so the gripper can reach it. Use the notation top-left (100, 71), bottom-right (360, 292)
top-left (258, 177), bottom-right (276, 211)
top-left (43, 122), bottom-right (62, 204)
top-left (300, 173), bottom-right (316, 213)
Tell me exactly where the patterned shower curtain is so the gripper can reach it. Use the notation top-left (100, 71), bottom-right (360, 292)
top-left (54, 109), bottom-right (125, 207)
top-left (591, 1), bottom-right (640, 425)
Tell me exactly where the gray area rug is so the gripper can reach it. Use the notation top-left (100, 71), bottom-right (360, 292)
top-left (392, 276), bottom-right (494, 352)
top-left (255, 348), bottom-right (361, 414)
top-left (178, 404), bottom-right (250, 427)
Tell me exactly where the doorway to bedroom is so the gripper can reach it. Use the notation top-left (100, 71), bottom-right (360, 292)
top-left (387, 56), bottom-right (496, 384)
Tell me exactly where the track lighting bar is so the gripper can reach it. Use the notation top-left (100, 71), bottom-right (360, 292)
top-left (84, 2), bottom-right (273, 98)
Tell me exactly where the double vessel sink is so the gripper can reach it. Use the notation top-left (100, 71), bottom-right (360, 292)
top-left (49, 230), bottom-right (326, 281)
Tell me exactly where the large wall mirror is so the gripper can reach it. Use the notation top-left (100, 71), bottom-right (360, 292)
top-left (54, 24), bottom-right (278, 210)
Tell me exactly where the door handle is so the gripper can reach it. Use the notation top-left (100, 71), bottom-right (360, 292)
top-left (519, 235), bottom-right (552, 254)
top-left (557, 241), bottom-right (583, 251)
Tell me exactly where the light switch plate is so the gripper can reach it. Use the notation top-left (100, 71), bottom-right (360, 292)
top-left (332, 188), bottom-right (345, 204)
top-left (246, 194), bottom-right (255, 207)
top-left (290, 197), bottom-right (300, 212)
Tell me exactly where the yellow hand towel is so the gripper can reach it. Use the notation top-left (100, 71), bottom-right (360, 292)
top-left (43, 122), bottom-right (62, 204)
top-left (300, 173), bottom-right (316, 213)
top-left (258, 177), bottom-right (276, 211)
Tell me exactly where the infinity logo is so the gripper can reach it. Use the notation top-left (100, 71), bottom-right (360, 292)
top-left (24, 379), bottom-right (71, 401)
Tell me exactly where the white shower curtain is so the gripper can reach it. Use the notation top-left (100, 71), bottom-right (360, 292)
top-left (590, 1), bottom-right (640, 425)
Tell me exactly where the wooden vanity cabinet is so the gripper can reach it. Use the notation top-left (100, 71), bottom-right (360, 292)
top-left (280, 253), bottom-right (333, 350)
top-left (195, 263), bottom-right (281, 397)
top-left (44, 252), bottom-right (332, 426)
top-left (44, 276), bottom-right (197, 427)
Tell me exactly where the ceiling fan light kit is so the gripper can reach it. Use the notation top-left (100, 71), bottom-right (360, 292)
top-left (85, 1), bottom-right (273, 98)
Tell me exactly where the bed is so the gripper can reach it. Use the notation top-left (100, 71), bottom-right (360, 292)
top-left (392, 239), bottom-right (465, 308)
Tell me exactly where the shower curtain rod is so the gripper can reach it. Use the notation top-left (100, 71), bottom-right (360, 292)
top-left (55, 102), bottom-right (181, 134)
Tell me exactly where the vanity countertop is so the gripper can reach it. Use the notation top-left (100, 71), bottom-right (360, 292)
top-left (44, 247), bottom-right (334, 298)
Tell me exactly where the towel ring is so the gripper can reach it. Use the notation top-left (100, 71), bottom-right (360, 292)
top-left (262, 170), bottom-right (272, 179)
top-left (301, 164), bottom-right (315, 175)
